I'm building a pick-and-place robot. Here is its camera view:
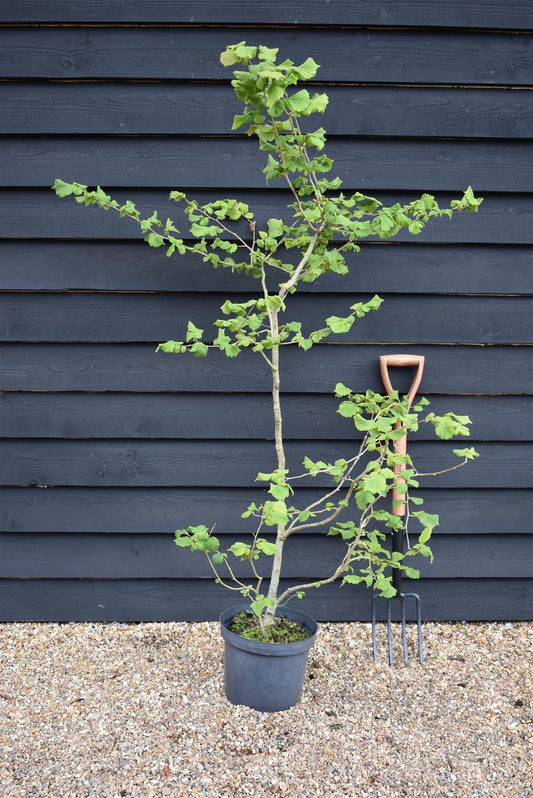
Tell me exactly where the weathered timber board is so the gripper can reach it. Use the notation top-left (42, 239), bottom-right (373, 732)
top-left (1, 487), bottom-right (529, 535)
top-left (3, 190), bottom-right (531, 245)
top-left (0, 440), bottom-right (529, 489)
top-left (3, 27), bottom-right (533, 84)
top-left (2, 241), bottom-right (532, 294)
top-left (2, 393), bottom-right (530, 441)
top-left (2, 293), bottom-right (530, 345)
top-left (2, 532), bottom-right (530, 579)
top-left (0, 577), bottom-right (529, 622)
top-left (2, 343), bottom-right (530, 393)
top-left (3, 84), bottom-right (532, 138)
top-left (1, 1), bottom-right (532, 28)
top-left (4, 137), bottom-right (533, 193)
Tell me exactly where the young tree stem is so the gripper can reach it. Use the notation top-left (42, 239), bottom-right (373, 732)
top-left (264, 310), bottom-right (287, 625)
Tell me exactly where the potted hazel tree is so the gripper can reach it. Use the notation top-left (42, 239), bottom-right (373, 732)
top-left (53, 42), bottom-right (481, 712)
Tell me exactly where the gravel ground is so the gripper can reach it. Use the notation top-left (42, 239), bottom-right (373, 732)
top-left (0, 620), bottom-right (531, 797)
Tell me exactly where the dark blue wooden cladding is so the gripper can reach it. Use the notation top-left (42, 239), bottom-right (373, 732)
top-left (2, 532), bottom-right (530, 579)
top-left (3, 27), bottom-right (533, 84)
top-left (2, 344), bottom-right (531, 394)
top-left (1, 487), bottom-right (530, 535)
top-left (0, 578), bottom-right (529, 623)
top-left (2, 1), bottom-right (532, 28)
top-left (3, 293), bottom-right (531, 344)
top-left (1, 8), bottom-right (532, 621)
top-left (4, 84), bottom-right (533, 138)
top-left (1, 440), bottom-right (530, 489)
top-left (3, 137), bottom-right (533, 192)
top-left (2, 241), bottom-right (532, 293)
top-left (4, 190), bottom-right (533, 244)
top-left (2, 393), bottom-right (531, 441)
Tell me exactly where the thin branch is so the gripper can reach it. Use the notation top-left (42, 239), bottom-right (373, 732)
top-left (278, 221), bottom-right (326, 301)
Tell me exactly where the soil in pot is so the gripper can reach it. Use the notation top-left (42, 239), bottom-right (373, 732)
top-left (228, 610), bottom-right (311, 643)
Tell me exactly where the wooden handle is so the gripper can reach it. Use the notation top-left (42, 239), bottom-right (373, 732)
top-left (380, 354), bottom-right (425, 410)
top-left (379, 354), bottom-right (425, 516)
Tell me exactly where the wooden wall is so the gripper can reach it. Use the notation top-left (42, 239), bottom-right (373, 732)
top-left (1, 1), bottom-right (532, 621)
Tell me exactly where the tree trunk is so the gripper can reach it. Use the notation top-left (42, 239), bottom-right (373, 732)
top-left (264, 312), bottom-right (287, 626)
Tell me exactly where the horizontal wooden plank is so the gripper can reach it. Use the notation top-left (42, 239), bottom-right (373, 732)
top-left (2, 343), bottom-right (531, 393)
top-left (2, 1), bottom-right (532, 29)
top-left (0, 440), bottom-right (528, 488)
top-left (0, 577), bottom-right (529, 622)
top-left (1, 532), bottom-right (530, 579)
top-left (4, 137), bottom-right (532, 193)
top-left (3, 27), bottom-right (533, 84)
top-left (2, 393), bottom-right (530, 441)
top-left (1, 487), bottom-right (529, 535)
top-left (3, 84), bottom-right (533, 138)
top-left (4, 190), bottom-right (532, 245)
top-left (3, 293), bottom-right (531, 345)
top-left (2, 241), bottom-right (532, 294)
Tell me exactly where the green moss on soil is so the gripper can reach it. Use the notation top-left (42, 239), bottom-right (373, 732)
top-left (228, 611), bottom-right (311, 643)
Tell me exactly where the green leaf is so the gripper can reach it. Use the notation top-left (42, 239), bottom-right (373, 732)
top-left (286, 89), bottom-right (310, 113)
top-left (337, 401), bottom-right (357, 418)
top-left (266, 82), bottom-right (285, 107)
top-left (363, 472), bottom-right (387, 495)
top-left (335, 382), bottom-right (352, 397)
top-left (269, 483), bottom-right (291, 500)
top-left (453, 447), bottom-right (479, 460)
top-left (156, 340), bottom-right (186, 354)
top-left (186, 321), bottom-right (204, 342)
top-left (342, 574), bottom-right (365, 585)
top-left (228, 542), bottom-right (251, 558)
top-left (376, 579), bottom-right (396, 599)
top-left (267, 218), bottom-right (284, 238)
top-left (306, 93), bottom-right (329, 114)
top-left (264, 153), bottom-right (282, 179)
top-left (53, 178), bottom-right (81, 197)
top-left (250, 595), bottom-right (275, 616)
top-left (325, 315), bottom-right (354, 334)
top-left (204, 536), bottom-right (220, 553)
top-left (190, 341), bottom-right (208, 358)
top-left (414, 511), bottom-right (439, 530)
top-left (294, 57), bottom-right (320, 81)
top-left (356, 490), bottom-right (375, 511)
top-left (263, 500), bottom-right (288, 527)
top-left (258, 45), bottom-right (279, 62)
top-left (255, 538), bottom-right (277, 556)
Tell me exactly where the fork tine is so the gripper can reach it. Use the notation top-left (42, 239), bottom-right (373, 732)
top-left (400, 594), bottom-right (409, 666)
top-left (371, 593), bottom-right (379, 662)
top-left (386, 598), bottom-right (394, 666)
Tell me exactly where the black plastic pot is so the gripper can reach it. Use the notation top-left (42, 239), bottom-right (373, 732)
top-left (219, 604), bottom-right (318, 712)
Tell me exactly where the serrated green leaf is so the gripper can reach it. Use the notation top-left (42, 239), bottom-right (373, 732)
top-left (186, 321), bottom-right (204, 341)
top-left (263, 500), bottom-right (288, 527)
top-left (326, 315), bottom-right (353, 334)
top-left (286, 89), bottom-right (310, 113)
top-left (337, 401), bottom-right (357, 418)
top-left (334, 382), bottom-right (352, 397)
top-left (228, 542), bottom-right (251, 558)
top-left (255, 538), bottom-right (277, 556)
top-left (190, 341), bottom-right (208, 358)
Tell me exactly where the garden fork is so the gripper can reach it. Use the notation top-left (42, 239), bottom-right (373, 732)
top-left (371, 354), bottom-right (425, 666)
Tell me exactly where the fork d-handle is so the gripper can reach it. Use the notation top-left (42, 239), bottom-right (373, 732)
top-left (379, 354), bottom-right (425, 518)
